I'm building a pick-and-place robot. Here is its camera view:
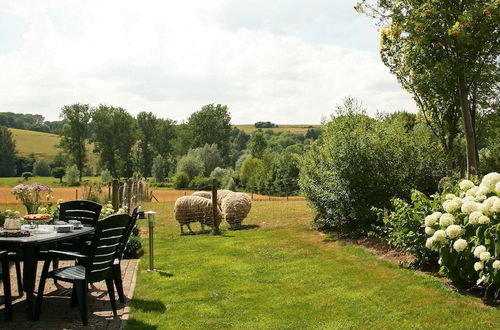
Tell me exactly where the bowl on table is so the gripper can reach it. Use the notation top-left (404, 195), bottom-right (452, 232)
top-left (54, 224), bottom-right (73, 233)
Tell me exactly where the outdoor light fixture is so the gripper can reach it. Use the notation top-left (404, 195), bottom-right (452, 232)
top-left (145, 211), bottom-right (157, 272)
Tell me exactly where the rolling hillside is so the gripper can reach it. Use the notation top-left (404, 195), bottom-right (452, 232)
top-left (234, 124), bottom-right (321, 134)
top-left (9, 128), bottom-right (98, 165)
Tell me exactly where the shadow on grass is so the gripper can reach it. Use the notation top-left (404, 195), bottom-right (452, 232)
top-left (126, 318), bottom-right (159, 329)
top-left (130, 299), bottom-right (167, 313)
top-left (158, 271), bottom-right (174, 278)
top-left (228, 224), bottom-right (260, 231)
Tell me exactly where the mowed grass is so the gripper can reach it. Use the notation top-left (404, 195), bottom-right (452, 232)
top-left (234, 124), bottom-right (322, 134)
top-left (128, 200), bottom-right (500, 329)
top-left (9, 128), bottom-right (98, 165)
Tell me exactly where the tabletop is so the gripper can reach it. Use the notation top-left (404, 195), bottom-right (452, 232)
top-left (0, 226), bottom-right (94, 247)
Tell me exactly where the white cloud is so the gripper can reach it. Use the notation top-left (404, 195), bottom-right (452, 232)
top-left (0, 0), bottom-right (416, 124)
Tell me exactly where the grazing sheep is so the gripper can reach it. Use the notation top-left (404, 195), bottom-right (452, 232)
top-left (192, 191), bottom-right (212, 199)
top-left (221, 192), bottom-right (252, 229)
top-left (174, 196), bottom-right (221, 234)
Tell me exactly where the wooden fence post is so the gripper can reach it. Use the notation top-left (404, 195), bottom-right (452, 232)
top-left (211, 179), bottom-right (220, 235)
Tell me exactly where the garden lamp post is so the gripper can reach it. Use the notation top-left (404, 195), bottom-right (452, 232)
top-left (145, 211), bottom-right (157, 271)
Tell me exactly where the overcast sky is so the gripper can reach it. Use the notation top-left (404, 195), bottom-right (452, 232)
top-left (0, 0), bottom-right (416, 124)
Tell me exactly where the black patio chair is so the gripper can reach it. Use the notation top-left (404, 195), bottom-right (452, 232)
top-left (0, 250), bottom-right (13, 321)
top-left (113, 206), bottom-right (141, 303)
top-left (35, 214), bottom-right (131, 326)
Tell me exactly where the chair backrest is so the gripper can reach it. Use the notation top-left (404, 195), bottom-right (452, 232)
top-left (59, 200), bottom-right (102, 226)
top-left (0, 250), bottom-right (7, 277)
top-left (115, 206), bottom-right (141, 260)
top-left (85, 214), bottom-right (130, 283)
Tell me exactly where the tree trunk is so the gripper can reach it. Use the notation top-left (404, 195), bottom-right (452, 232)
top-left (457, 72), bottom-right (478, 178)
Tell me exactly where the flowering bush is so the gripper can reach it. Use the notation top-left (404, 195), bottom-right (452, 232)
top-left (11, 183), bottom-right (53, 214)
top-left (424, 172), bottom-right (500, 292)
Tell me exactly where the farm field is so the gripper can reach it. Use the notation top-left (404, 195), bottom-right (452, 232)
top-left (127, 200), bottom-right (500, 329)
top-left (8, 128), bottom-right (98, 165)
top-left (234, 124), bottom-right (321, 134)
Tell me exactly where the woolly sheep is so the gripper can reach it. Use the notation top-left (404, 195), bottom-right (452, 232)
top-left (221, 192), bottom-right (252, 229)
top-left (174, 196), bottom-right (221, 234)
top-left (192, 191), bottom-right (212, 199)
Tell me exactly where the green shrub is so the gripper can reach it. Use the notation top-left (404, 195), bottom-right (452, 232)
top-left (22, 172), bottom-right (32, 181)
top-left (424, 173), bottom-right (500, 291)
top-left (65, 165), bottom-right (80, 186)
top-left (176, 154), bottom-right (204, 180)
top-left (152, 155), bottom-right (168, 183)
top-left (299, 98), bottom-right (446, 234)
top-left (189, 176), bottom-right (212, 190)
top-left (373, 190), bottom-right (440, 269)
top-left (124, 236), bottom-right (142, 259)
top-left (172, 172), bottom-right (190, 189)
top-left (100, 169), bottom-right (113, 184)
top-left (33, 159), bottom-right (51, 176)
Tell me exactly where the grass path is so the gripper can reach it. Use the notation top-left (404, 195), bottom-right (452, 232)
top-left (128, 201), bottom-right (499, 329)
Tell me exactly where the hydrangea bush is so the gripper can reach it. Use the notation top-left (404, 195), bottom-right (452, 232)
top-left (424, 172), bottom-right (500, 292)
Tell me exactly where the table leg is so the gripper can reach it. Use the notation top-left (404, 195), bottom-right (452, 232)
top-left (23, 246), bottom-right (39, 321)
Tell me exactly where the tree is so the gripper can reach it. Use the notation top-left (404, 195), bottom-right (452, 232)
top-left (151, 155), bottom-right (168, 183)
top-left (65, 165), bottom-right (80, 186)
top-left (92, 105), bottom-right (137, 178)
top-left (357, 0), bottom-right (500, 177)
top-left (0, 126), bottom-right (17, 176)
top-left (184, 104), bottom-right (232, 159)
top-left (137, 111), bottom-right (158, 177)
top-left (51, 167), bottom-right (66, 183)
top-left (248, 130), bottom-right (268, 158)
top-left (187, 144), bottom-right (223, 176)
top-left (176, 154), bottom-right (204, 180)
top-left (33, 159), bottom-right (51, 177)
top-left (59, 104), bottom-right (92, 181)
top-left (153, 118), bottom-right (176, 157)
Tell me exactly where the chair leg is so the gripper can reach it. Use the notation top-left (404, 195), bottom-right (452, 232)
top-left (113, 263), bottom-right (125, 303)
top-left (70, 286), bottom-right (78, 307)
top-left (105, 278), bottom-right (118, 316)
top-left (52, 258), bottom-right (59, 284)
top-left (75, 280), bottom-right (88, 326)
top-left (2, 258), bottom-right (12, 321)
top-left (34, 259), bottom-right (51, 321)
top-left (14, 259), bottom-right (23, 296)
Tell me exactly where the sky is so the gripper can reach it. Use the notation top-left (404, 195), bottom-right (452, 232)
top-left (0, 0), bottom-right (416, 124)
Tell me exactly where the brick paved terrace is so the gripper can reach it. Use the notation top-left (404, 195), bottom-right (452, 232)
top-left (0, 259), bottom-right (138, 329)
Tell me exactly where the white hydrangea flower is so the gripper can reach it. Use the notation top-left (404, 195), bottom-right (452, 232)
top-left (432, 230), bottom-right (446, 242)
top-left (468, 211), bottom-right (483, 225)
top-left (452, 197), bottom-right (463, 208)
top-left (481, 172), bottom-right (500, 189)
top-left (473, 245), bottom-right (487, 258)
top-left (439, 213), bottom-right (455, 227)
top-left (482, 196), bottom-right (499, 214)
top-left (425, 237), bottom-right (434, 249)
top-left (492, 199), bottom-right (500, 213)
top-left (445, 193), bottom-right (456, 200)
top-left (438, 258), bottom-right (442, 265)
top-left (493, 260), bottom-right (500, 270)
top-left (425, 227), bottom-right (435, 236)
top-left (466, 187), bottom-right (479, 197)
top-left (477, 186), bottom-right (490, 196)
top-left (478, 215), bottom-right (490, 225)
top-left (459, 179), bottom-right (475, 191)
top-left (446, 225), bottom-right (462, 239)
top-left (425, 212), bottom-right (441, 226)
top-left (496, 182), bottom-right (500, 194)
top-left (453, 239), bottom-right (467, 252)
top-left (480, 251), bottom-right (491, 262)
top-left (474, 261), bottom-right (484, 272)
top-left (462, 196), bottom-right (475, 203)
top-left (475, 195), bottom-right (487, 202)
top-left (461, 201), bottom-right (478, 214)
top-left (443, 200), bottom-right (459, 213)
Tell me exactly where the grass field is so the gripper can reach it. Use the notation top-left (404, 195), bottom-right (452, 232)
top-left (8, 128), bottom-right (98, 165)
top-left (234, 124), bottom-right (322, 134)
top-left (127, 200), bottom-right (500, 329)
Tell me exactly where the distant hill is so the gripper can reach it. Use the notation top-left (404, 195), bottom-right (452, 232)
top-left (234, 124), bottom-right (322, 134)
top-left (8, 128), bottom-right (98, 166)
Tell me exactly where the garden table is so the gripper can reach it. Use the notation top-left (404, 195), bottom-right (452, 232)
top-left (0, 227), bottom-right (94, 320)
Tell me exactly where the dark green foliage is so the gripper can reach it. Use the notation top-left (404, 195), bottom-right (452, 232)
top-left (153, 118), bottom-right (176, 157)
top-left (172, 172), bottom-right (190, 189)
top-left (304, 127), bottom-right (322, 140)
top-left (299, 98), bottom-right (447, 233)
top-left (187, 144), bottom-right (223, 177)
top-left (124, 236), bottom-right (142, 259)
top-left (254, 121), bottom-right (277, 128)
top-left (188, 176), bottom-right (212, 190)
top-left (0, 112), bottom-right (64, 134)
top-left (33, 158), bottom-right (51, 177)
top-left (137, 111), bottom-right (158, 177)
top-left (59, 103), bottom-right (92, 181)
top-left (248, 130), bottom-right (267, 158)
top-left (0, 126), bottom-right (17, 176)
top-left (15, 155), bottom-right (35, 176)
top-left (51, 167), bottom-right (66, 183)
top-left (373, 190), bottom-right (440, 268)
top-left (152, 155), bottom-right (171, 183)
top-left (22, 172), bottom-right (32, 181)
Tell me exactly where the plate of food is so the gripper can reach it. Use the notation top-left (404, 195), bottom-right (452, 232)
top-left (23, 214), bottom-right (53, 221)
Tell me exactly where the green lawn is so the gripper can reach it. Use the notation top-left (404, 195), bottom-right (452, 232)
top-left (128, 201), bottom-right (500, 329)
top-left (0, 176), bottom-right (100, 187)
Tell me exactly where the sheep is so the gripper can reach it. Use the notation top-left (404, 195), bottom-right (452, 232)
top-left (221, 192), bottom-right (252, 229)
top-left (174, 196), bottom-right (222, 234)
top-left (192, 191), bottom-right (212, 199)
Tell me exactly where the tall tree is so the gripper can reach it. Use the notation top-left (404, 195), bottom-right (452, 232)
top-left (184, 104), bottom-right (232, 160)
top-left (357, 0), bottom-right (500, 177)
top-left (248, 130), bottom-right (268, 158)
top-left (58, 104), bottom-right (92, 180)
top-left (137, 111), bottom-right (158, 177)
top-left (153, 118), bottom-right (177, 157)
top-left (0, 126), bottom-right (17, 176)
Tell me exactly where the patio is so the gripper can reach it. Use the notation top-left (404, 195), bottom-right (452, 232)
top-left (0, 259), bottom-right (138, 329)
